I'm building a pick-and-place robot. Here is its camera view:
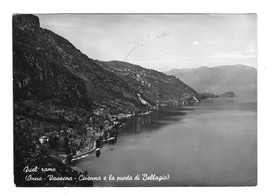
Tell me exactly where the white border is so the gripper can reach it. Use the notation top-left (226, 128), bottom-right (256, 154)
top-left (1, 0), bottom-right (266, 195)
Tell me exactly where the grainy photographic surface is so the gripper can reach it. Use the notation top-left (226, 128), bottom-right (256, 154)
top-left (13, 13), bottom-right (257, 187)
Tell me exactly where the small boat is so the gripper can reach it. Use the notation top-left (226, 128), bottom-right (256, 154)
top-left (95, 147), bottom-right (101, 158)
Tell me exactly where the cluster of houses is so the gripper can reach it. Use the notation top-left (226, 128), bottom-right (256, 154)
top-left (37, 108), bottom-right (126, 160)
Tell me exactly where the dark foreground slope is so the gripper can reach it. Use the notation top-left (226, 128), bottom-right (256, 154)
top-left (165, 65), bottom-right (257, 98)
top-left (96, 60), bottom-right (200, 105)
top-left (13, 15), bottom-right (92, 110)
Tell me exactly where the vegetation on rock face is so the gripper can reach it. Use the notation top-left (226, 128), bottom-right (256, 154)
top-left (13, 15), bottom-right (92, 110)
top-left (96, 60), bottom-right (200, 104)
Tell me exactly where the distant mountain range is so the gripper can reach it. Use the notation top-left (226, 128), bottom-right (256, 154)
top-left (13, 14), bottom-right (199, 114)
top-left (165, 65), bottom-right (257, 98)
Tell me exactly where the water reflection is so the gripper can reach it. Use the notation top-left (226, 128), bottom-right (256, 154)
top-left (120, 106), bottom-right (195, 135)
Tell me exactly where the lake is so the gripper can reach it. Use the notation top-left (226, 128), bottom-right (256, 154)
top-left (74, 98), bottom-right (257, 186)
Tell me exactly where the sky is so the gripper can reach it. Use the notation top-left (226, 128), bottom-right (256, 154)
top-left (37, 14), bottom-right (257, 72)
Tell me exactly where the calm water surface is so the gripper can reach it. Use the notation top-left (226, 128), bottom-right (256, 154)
top-left (74, 98), bottom-right (257, 186)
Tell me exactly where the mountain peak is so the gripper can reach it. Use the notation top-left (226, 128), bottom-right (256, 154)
top-left (13, 14), bottom-right (40, 31)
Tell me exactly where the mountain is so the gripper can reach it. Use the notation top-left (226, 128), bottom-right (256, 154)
top-left (13, 14), bottom-right (201, 113)
top-left (95, 60), bottom-right (200, 105)
top-left (165, 65), bottom-right (257, 98)
top-left (13, 14), bottom-right (150, 113)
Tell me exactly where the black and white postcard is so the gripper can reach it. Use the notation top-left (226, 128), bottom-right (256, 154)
top-left (13, 13), bottom-right (257, 187)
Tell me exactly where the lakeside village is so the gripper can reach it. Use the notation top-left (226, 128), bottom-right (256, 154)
top-left (14, 95), bottom-right (199, 186)
top-left (27, 105), bottom-right (154, 163)
top-left (43, 96), bottom-right (199, 163)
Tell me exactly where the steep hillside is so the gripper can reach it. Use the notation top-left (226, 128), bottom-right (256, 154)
top-left (13, 14), bottom-right (144, 113)
top-left (13, 14), bottom-right (92, 110)
top-left (96, 60), bottom-right (200, 104)
top-left (165, 65), bottom-right (257, 98)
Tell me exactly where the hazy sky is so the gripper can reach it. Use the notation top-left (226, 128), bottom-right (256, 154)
top-left (37, 14), bottom-right (257, 72)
